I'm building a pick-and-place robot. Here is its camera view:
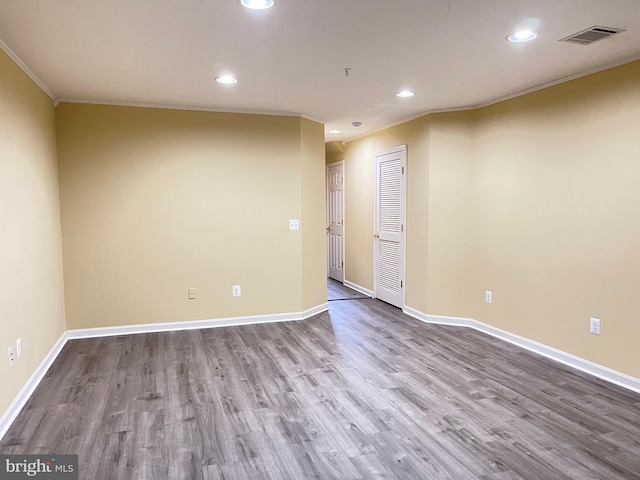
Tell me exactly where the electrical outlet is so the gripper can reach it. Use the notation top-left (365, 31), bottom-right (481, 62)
top-left (16, 338), bottom-right (21, 358)
top-left (485, 290), bottom-right (492, 304)
top-left (8, 347), bottom-right (14, 367)
top-left (590, 317), bottom-right (601, 335)
top-left (232, 285), bottom-right (241, 297)
top-left (188, 288), bottom-right (196, 300)
top-left (289, 219), bottom-right (300, 231)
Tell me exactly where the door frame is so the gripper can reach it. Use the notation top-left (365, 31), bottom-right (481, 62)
top-left (326, 160), bottom-right (345, 281)
top-left (373, 145), bottom-right (407, 307)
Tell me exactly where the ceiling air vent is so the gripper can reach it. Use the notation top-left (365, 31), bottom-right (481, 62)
top-left (560, 26), bottom-right (626, 45)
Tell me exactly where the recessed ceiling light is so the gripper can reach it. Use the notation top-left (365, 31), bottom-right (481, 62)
top-left (216, 75), bottom-right (238, 84)
top-left (396, 90), bottom-right (415, 98)
top-left (507, 30), bottom-right (538, 42)
top-left (328, 129), bottom-right (341, 134)
top-left (240, 0), bottom-right (274, 9)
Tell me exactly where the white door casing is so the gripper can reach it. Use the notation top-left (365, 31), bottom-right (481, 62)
top-left (327, 161), bottom-right (344, 282)
top-left (374, 146), bottom-right (406, 308)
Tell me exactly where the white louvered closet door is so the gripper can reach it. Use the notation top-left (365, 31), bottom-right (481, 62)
top-left (374, 146), bottom-right (406, 308)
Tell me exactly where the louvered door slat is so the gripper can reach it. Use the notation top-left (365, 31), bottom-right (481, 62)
top-left (379, 159), bottom-right (401, 233)
top-left (379, 240), bottom-right (400, 292)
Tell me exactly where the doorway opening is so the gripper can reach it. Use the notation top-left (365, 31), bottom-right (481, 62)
top-left (326, 161), bottom-right (344, 284)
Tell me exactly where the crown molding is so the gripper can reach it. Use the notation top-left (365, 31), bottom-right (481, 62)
top-left (57, 98), bottom-right (330, 125)
top-left (0, 37), bottom-right (56, 101)
top-left (2, 28), bottom-right (638, 144)
top-left (56, 98), bottom-right (307, 118)
top-left (343, 54), bottom-right (640, 144)
top-left (58, 98), bottom-right (329, 124)
top-left (342, 105), bottom-right (473, 143)
top-left (474, 53), bottom-right (640, 110)
top-left (300, 114), bottom-right (326, 125)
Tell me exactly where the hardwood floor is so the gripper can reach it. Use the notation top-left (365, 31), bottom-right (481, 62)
top-left (327, 278), bottom-right (370, 301)
top-left (2, 298), bottom-right (640, 479)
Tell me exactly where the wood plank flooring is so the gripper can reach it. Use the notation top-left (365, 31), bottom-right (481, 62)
top-left (2, 298), bottom-right (640, 479)
top-left (327, 279), bottom-right (370, 301)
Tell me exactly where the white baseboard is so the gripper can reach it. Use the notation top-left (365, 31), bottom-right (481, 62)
top-left (66, 303), bottom-right (329, 339)
top-left (343, 280), bottom-right (373, 297)
top-left (402, 307), bottom-right (474, 327)
top-left (0, 303), bottom-right (328, 441)
top-left (403, 306), bottom-right (640, 395)
top-left (0, 332), bottom-right (69, 440)
top-left (301, 303), bottom-right (330, 318)
top-left (4, 301), bottom-right (637, 443)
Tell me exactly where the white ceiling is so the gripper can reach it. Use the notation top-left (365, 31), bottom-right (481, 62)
top-left (1, 0), bottom-right (639, 141)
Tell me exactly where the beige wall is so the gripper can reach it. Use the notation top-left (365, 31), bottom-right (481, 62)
top-left (56, 104), bottom-right (326, 329)
top-left (340, 60), bottom-right (640, 379)
top-left (340, 114), bottom-right (473, 314)
top-left (300, 118), bottom-right (328, 309)
top-left (472, 61), bottom-right (640, 378)
top-left (0, 50), bottom-right (66, 417)
top-left (339, 116), bottom-right (435, 306)
top-left (426, 112), bottom-right (475, 318)
top-left (325, 141), bottom-right (345, 165)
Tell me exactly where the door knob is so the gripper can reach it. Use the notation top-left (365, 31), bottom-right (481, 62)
top-left (326, 226), bottom-right (331, 232)
top-left (373, 233), bottom-right (380, 238)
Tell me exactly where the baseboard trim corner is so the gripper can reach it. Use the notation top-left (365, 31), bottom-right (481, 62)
top-left (403, 307), bottom-right (475, 328)
top-left (343, 281), bottom-right (374, 298)
top-left (66, 305), bottom-right (330, 340)
top-left (403, 305), bottom-right (640, 395)
top-left (0, 332), bottom-right (68, 441)
top-left (302, 302), bottom-right (329, 318)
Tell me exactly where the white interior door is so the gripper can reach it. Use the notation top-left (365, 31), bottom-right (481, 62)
top-left (374, 146), bottom-right (406, 307)
top-left (327, 161), bottom-right (344, 282)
